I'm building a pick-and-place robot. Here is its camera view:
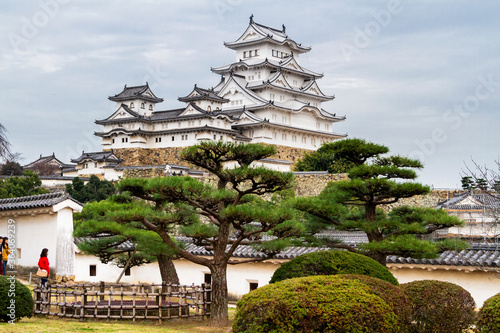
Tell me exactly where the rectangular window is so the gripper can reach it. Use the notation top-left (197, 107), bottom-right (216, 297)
top-left (125, 267), bottom-right (131, 276)
top-left (90, 265), bottom-right (96, 277)
top-left (243, 51), bottom-right (247, 58)
top-left (249, 282), bottom-right (258, 291)
top-left (204, 273), bottom-right (212, 284)
top-left (94, 162), bottom-right (98, 168)
top-left (112, 139), bottom-right (115, 144)
top-left (172, 136), bottom-right (175, 141)
top-left (16, 248), bottom-right (21, 259)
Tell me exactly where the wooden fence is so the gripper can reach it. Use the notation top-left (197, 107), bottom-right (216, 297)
top-left (33, 281), bottom-right (212, 322)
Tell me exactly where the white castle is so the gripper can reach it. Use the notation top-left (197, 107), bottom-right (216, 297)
top-left (94, 16), bottom-right (346, 159)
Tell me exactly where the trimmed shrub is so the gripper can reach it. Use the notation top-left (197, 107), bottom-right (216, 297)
top-left (400, 280), bottom-right (476, 333)
top-left (336, 274), bottom-right (411, 332)
top-left (0, 276), bottom-right (34, 322)
top-left (269, 250), bottom-right (398, 285)
top-left (477, 292), bottom-right (500, 332)
top-left (233, 275), bottom-right (399, 333)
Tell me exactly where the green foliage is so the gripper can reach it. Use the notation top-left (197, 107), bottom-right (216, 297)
top-left (269, 250), bottom-right (398, 285)
top-left (294, 138), bottom-right (388, 173)
top-left (293, 138), bottom-right (465, 265)
top-left (0, 170), bottom-right (49, 199)
top-left (76, 142), bottom-right (300, 323)
top-left (233, 275), bottom-right (399, 333)
top-left (337, 275), bottom-right (411, 332)
top-left (461, 176), bottom-right (475, 190)
top-left (0, 161), bottom-right (23, 176)
top-left (74, 194), bottom-right (178, 269)
top-left (477, 293), bottom-right (500, 332)
top-left (0, 276), bottom-right (34, 322)
top-left (66, 175), bottom-right (116, 203)
top-left (400, 280), bottom-right (476, 333)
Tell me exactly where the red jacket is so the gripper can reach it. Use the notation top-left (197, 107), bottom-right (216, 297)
top-left (38, 257), bottom-right (50, 276)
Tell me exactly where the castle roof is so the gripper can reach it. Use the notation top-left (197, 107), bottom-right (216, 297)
top-left (0, 192), bottom-right (82, 212)
top-left (211, 56), bottom-right (323, 78)
top-left (436, 191), bottom-right (500, 211)
top-left (178, 85), bottom-right (230, 103)
top-left (24, 153), bottom-right (65, 169)
top-left (71, 151), bottom-right (123, 164)
top-left (109, 84), bottom-right (163, 103)
top-left (224, 16), bottom-right (311, 54)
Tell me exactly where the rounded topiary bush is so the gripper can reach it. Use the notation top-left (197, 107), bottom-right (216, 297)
top-left (476, 293), bottom-right (500, 332)
top-left (233, 275), bottom-right (399, 333)
top-left (269, 250), bottom-right (398, 285)
top-left (0, 276), bottom-right (34, 322)
top-left (400, 280), bottom-right (476, 333)
top-left (336, 274), bottom-right (411, 332)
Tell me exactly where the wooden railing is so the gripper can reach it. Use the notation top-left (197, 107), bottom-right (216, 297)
top-left (33, 281), bottom-right (211, 322)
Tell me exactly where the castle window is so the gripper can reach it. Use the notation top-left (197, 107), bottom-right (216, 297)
top-left (155, 137), bottom-right (162, 143)
top-left (249, 50), bottom-right (253, 57)
top-left (112, 139), bottom-right (115, 144)
top-left (89, 265), bottom-right (96, 277)
top-left (122, 138), bottom-right (128, 143)
top-left (213, 134), bottom-right (217, 140)
top-left (130, 102), bottom-right (135, 109)
top-left (172, 136), bottom-right (175, 141)
top-left (243, 51), bottom-right (247, 58)
top-left (254, 49), bottom-right (258, 56)
top-left (249, 281), bottom-right (258, 291)
top-left (94, 162), bottom-right (98, 168)
top-left (141, 103), bottom-right (145, 109)
top-left (220, 135), bottom-right (223, 141)
top-left (149, 104), bottom-right (153, 111)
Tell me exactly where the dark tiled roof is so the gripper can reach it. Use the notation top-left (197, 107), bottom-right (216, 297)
top-left (109, 84), bottom-right (163, 103)
top-left (178, 86), bottom-right (230, 103)
top-left (387, 244), bottom-right (500, 268)
top-left (74, 237), bottom-right (135, 251)
top-left (436, 191), bottom-right (500, 210)
top-left (179, 238), bottom-right (329, 260)
top-left (0, 192), bottom-right (81, 211)
top-left (71, 151), bottom-right (123, 164)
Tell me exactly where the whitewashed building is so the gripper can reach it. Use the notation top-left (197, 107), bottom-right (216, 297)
top-left (435, 191), bottom-right (500, 240)
top-left (94, 16), bottom-right (346, 155)
top-left (0, 192), bottom-right (83, 279)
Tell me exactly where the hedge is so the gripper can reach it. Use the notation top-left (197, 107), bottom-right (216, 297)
top-left (233, 275), bottom-right (399, 333)
top-left (269, 250), bottom-right (398, 285)
top-left (476, 292), bottom-right (500, 332)
top-left (400, 280), bottom-right (476, 333)
top-left (0, 276), bottom-right (34, 322)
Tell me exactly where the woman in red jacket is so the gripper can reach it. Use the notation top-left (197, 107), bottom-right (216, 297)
top-left (38, 248), bottom-right (50, 288)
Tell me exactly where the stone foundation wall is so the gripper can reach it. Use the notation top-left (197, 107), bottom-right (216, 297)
top-left (109, 145), bottom-right (312, 169)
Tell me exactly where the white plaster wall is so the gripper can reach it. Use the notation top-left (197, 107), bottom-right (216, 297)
top-left (0, 213), bottom-right (58, 270)
top-left (55, 207), bottom-right (75, 276)
top-left (390, 267), bottom-right (500, 308)
top-left (75, 254), bottom-right (280, 297)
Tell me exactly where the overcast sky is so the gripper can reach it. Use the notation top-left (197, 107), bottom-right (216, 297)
top-left (1, 1), bottom-right (498, 188)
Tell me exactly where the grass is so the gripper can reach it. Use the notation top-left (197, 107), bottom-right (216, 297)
top-left (0, 309), bottom-right (236, 333)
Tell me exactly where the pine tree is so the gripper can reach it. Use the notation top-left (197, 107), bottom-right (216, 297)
top-left (74, 197), bottom-right (180, 284)
top-left (79, 142), bottom-right (301, 326)
top-left (295, 138), bottom-right (466, 265)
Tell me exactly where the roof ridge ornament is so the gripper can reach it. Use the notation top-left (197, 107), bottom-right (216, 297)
top-left (282, 24), bottom-right (286, 33)
top-left (249, 14), bottom-right (254, 24)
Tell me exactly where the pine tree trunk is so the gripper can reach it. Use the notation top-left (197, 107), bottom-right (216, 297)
top-left (365, 203), bottom-right (387, 266)
top-left (157, 254), bottom-right (180, 285)
top-left (209, 263), bottom-right (229, 327)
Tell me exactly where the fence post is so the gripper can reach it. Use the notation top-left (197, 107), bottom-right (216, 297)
top-left (34, 286), bottom-right (41, 313)
top-left (80, 285), bottom-right (87, 321)
top-left (100, 281), bottom-right (105, 302)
